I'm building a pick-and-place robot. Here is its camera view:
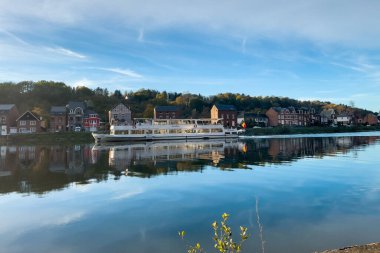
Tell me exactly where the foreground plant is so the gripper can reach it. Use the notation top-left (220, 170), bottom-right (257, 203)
top-left (179, 213), bottom-right (250, 253)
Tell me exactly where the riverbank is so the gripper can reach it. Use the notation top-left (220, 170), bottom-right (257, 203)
top-left (317, 242), bottom-right (380, 253)
top-left (244, 125), bottom-right (380, 136)
top-left (0, 132), bottom-right (94, 145)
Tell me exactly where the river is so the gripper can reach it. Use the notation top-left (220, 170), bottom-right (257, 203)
top-left (1, 132), bottom-right (380, 253)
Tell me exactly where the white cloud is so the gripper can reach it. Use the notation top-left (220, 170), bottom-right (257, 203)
top-left (100, 68), bottom-right (143, 78)
top-left (1, 0), bottom-right (380, 47)
top-left (72, 78), bottom-right (96, 88)
top-left (46, 47), bottom-right (87, 59)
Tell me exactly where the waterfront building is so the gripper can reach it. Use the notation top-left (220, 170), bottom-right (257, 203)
top-left (50, 106), bottom-right (67, 132)
top-left (154, 106), bottom-right (181, 120)
top-left (109, 103), bottom-right (132, 125)
top-left (66, 101), bottom-right (86, 131)
top-left (16, 111), bottom-right (41, 133)
top-left (0, 104), bottom-right (19, 135)
top-left (211, 104), bottom-right (237, 128)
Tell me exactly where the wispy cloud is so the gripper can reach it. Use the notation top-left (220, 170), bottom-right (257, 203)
top-left (46, 47), bottom-right (87, 59)
top-left (0, 28), bottom-right (29, 45)
top-left (99, 68), bottom-right (143, 78)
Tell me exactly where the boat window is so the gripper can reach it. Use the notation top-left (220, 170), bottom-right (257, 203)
top-left (211, 128), bottom-right (223, 133)
top-left (131, 130), bottom-right (144, 134)
top-left (146, 130), bottom-right (153, 134)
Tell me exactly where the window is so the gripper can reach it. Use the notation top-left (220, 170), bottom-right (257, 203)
top-left (20, 120), bottom-right (26, 126)
top-left (30, 121), bottom-right (36, 126)
top-left (0, 116), bottom-right (6, 124)
top-left (30, 127), bottom-right (36, 132)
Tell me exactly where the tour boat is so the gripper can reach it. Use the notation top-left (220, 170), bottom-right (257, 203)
top-left (92, 118), bottom-right (240, 143)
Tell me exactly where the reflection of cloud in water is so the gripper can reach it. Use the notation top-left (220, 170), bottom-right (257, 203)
top-left (111, 188), bottom-right (144, 200)
top-left (51, 211), bottom-right (86, 226)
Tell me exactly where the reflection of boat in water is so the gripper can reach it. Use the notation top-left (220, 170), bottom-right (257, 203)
top-left (92, 118), bottom-right (239, 142)
top-left (92, 139), bottom-right (242, 171)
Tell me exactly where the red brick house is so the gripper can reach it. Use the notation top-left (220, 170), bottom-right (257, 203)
top-left (50, 106), bottom-right (67, 132)
top-left (83, 111), bottom-right (101, 132)
top-left (211, 104), bottom-right (237, 128)
top-left (16, 111), bottom-right (41, 133)
top-left (266, 107), bottom-right (316, 127)
top-left (364, 113), bottom-right (378, 126)
top-left (0, 104), bottom-right (19, 135)
top-left (154, 106), bottom-right (181, 120)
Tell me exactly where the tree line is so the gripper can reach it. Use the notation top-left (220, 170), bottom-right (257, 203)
top-left (0, 81), bottom-right (374, 121)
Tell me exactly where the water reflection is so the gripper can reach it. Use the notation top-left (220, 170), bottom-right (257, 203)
top-left (0, 136), bottom-right (379, 195)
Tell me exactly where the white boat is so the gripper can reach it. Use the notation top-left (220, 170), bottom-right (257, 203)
top-left (92, 118), bottom-right (239, 142)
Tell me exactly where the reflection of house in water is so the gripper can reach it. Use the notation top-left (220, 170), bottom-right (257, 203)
top-left (49, 146), bottom-right (68, 173)
top-left (245, 136), bottom-right (379, 165)
top-left (92, 140), bottom-right (240, 173)
top-left (66, 145), bottom-right (92, 175)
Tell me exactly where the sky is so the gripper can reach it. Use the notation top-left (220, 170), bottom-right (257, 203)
top-left (0, 0), bottom-right (380, 112)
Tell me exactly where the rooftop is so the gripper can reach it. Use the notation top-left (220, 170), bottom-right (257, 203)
top-left (155, 106), bottom-right (180, 112)
top-left (214, 104), bottom-right (237, 111)
top-left (0, 104), bottom-right (16, 111)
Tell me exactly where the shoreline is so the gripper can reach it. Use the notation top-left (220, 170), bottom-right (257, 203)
top-left (244, 125), bottom-right (380, 136)
top-left (1, 126), bottom-right (380, 145)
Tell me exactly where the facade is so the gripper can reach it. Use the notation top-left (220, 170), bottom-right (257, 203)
top-left (335, 113), bottom-right (352, 126)
top-left (244, 113), bottom-right (268, 127)
top-left (83, 111), bottom-right (101, 132)
top-left (154, 106), bottom-right (180, 120)
top-left (66, 101), bottom-right (86, 131)
top-left (266, 107), bottom-right (316, 127)
top-left (50, 106), bottom-right (67, 132)
top-left (0, 104), bottom-right (19, 135)
top-left (320, 109), bottom-right (335, 125)
top-left (16, 111), bottom-right (41, 133)
top-left (364, 113), bottom-right (378, 126)
top-left (109, 103), bottom-right (132, 125)
top-left (211, 104), bottom-right (237, 128)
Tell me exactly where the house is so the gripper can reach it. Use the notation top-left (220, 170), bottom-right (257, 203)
top-left (0, 104), bottom-right (19, 135)
top-left (364, 113), bottom-right (378, 126)
top-left (83, 110), bottom-right (101, 132)
top-left (66, 101), bottom-right (86, 131)
top-left (335, 112), bottom-right (352, 126)
top-left (50, 106), bottom-right (67, 132)
top-left (109, 103), bottom-right (132, 125)
top-left (244, 113), bottom-right (268, 127)
top-left (266, 107), bottom-right (315, 127)
top-left (320, 109), bottom-right (335, 125)
top-left (154, 106), bottom-right (181, 120)
top-left (211, 104), bottom-right (237, 128)
top-left (16, 111), bottom-right (41, 133)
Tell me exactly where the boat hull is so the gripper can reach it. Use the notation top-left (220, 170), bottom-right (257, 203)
top-left (92, 133), bottom-right (238, 143)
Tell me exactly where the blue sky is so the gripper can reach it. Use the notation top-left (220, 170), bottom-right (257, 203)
top-left (0, 0), bottom-right (380, 112)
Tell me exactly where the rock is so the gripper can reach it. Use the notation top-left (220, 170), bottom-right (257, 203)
top-left (318, 243), bottom-right (380, 253)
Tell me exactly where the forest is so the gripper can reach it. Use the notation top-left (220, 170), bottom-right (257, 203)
top-left (0, 81), bottom-right (373, 121)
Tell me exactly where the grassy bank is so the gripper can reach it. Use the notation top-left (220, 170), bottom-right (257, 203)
top-left (244, 125), bottom-right (380, 136)
top-left (0, 132), bottom-right (94, 145)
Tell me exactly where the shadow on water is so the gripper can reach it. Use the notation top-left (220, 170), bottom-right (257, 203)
top-left (1, 135), bottom-right (379, 195)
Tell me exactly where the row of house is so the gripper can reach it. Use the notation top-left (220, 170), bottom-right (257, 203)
top-left (265, 107), bottom-right (379, 127)
top-left (1, 101), bottom-right (379, 135)
top-left (0, 104), bottom-right (42, 135)
top-left (50, 102), bottom-right (101, 132)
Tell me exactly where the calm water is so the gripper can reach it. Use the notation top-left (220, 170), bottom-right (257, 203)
top-left (1, 132), bottom-right (380, 253)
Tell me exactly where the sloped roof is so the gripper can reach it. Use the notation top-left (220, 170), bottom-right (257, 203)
top-left (16, 111), bottom-right (40, 121)
top-left (245, 113), bottom-right (268, 118)
top-left (155, 106), bottom-right (179, 112)
top-left (0, 104), bottom-right (16, 111)
top-left (214, 104), bottom-right (237, 111)
top-left (50, 106), bottom-right (67, 114)
top-left (67, 101), bottom-right (86, 110)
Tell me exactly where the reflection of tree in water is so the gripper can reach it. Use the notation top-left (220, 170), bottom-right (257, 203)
top-left (0, 136), bottom-right (379, 195)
